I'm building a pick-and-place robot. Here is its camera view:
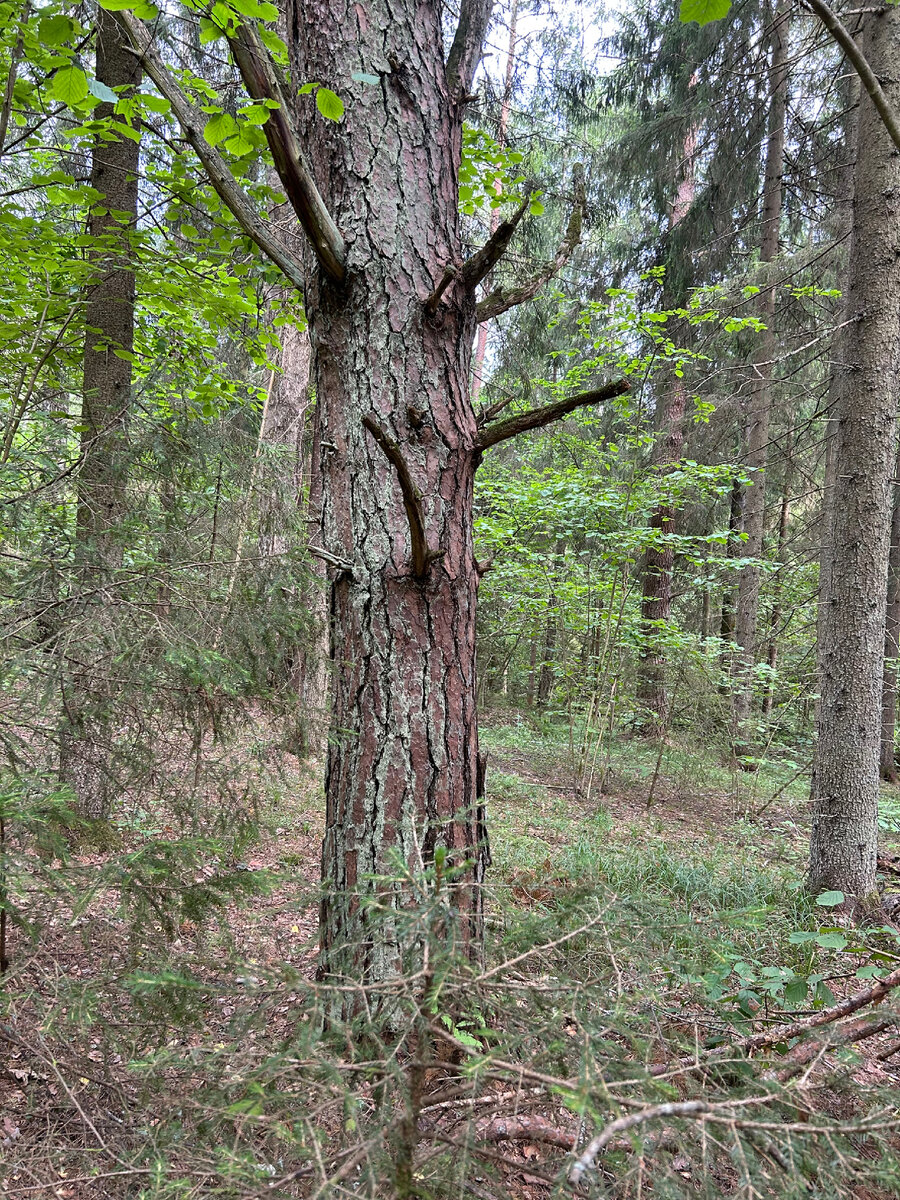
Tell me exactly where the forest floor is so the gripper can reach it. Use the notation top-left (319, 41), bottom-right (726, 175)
top-left (4, 710), bottom-right (900, 1197)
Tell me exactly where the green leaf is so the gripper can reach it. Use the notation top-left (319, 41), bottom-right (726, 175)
top-left (141, 94), bottom-right (171, 114)
top-left (784, 977), bottom-right (809, 1005)
top-left (38, 15), bottom-right (75, 45)
top-left (679, 0), bottom-right (731, 23)
top-left (203, 112), bottom-right (236, 147)
top-left (199, 17), bottom-right (226, 43)
top-left (88, 77), bottom-right (118, 105)
top-left (224, 128), bottom-right (255, 156)
top-left (815, 932), bottom-right (848, 950)
top-left (298, 82), bottom-right (320, 95)
top-left (238, 103), bottom-right (274, 125)
top-left (315, 87), bottom-right (344, 121)
top-left (815, 890), bottom-right (845, 907)
top-left (230, 0), bottom-right (279, 19)
top-left (50, 66), bottom-right (89, 106)
top-left (259, 26), bottom-right (288, 62)
top-left (98, 0), bottom-right (141, 9)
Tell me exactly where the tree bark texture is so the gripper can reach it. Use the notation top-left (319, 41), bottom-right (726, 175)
top-left (285, 0), bottom-right (487, 987)
top-left (810, 3), bottom-right (900, 898)
top-left (815, 82), bottom-right (858, 727)
top-left (59, 10), bottom-right (140, 820)
top-left (880, 439), bottom-right (900, 782)
top-left (732, 0), bottom-right (788, 757)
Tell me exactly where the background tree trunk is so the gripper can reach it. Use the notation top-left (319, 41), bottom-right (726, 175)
top-left (880, 438), bottom-right (900, 782)
top-left (810, 4), bottom-right (900, 898)
top-left (59, 10), bottom-right (140, 820)
top-left (635, 382), bottom-right (686, 737)
top-left (731, 0), bottom-right (789, 759)
top-left (634, 116), bottom-right (696, 738)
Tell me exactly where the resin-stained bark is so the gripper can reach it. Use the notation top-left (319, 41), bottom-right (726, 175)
top-left (810, 4), bottom-right (900, 898)
top-left (286, 0), bottom-right (485, 982)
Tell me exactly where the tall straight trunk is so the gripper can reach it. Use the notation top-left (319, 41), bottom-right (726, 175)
top-left (537, 601), bottom-right (558, 706)
top-left (880, 439), bottom-right (900, 783)
top-left (470, 0), bottom-right (517, 406)
top-left (633, 116), bottom-right (696, 738)
top-left (816, 85), bottom-right (858, 727)
top-left (635, 383), bottom-right (686, 737)
top-left (761, 439), bottom-right (792, 717)
top-left (59, 11), bottom-right (140, 819)
top-left (810, 4), bottom-right (900, 898)
top-left (732, 0), bottom-right (789, 757)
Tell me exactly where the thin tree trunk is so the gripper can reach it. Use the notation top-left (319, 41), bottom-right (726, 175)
top-left (810, 4), bottom-right (900, 899)
top-left (537, 596), bottom-right (558, 706)
top-left (732, 0), bottom-right (789, 758)
top-left (470, 0), bottom-right (517, 406)
top-left (635, 383), bottom-right (686, 737)
top-left (880, 439), bottom-right (900, 782)
top-left (59, 10), bottom-right (140, 820)
top-left (761, 435), bottom-right (792, 717)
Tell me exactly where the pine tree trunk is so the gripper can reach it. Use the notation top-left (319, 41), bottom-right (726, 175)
top-left (59, 10), bottom-right (140, 820)
top-left (732, 0), bottom-right (788, 758)
top-left (810, 4), bottom-right (900, 899)
top-left (288, 0), bottom-right (487, 989)
top-left (880, 440), bottom-right (900, 783)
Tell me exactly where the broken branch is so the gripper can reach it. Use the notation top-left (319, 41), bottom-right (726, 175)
top-left (476, 164), bottom-right (586, 324)
top-left (362, 416), bottom-right (438, 577)
top-left (802, 0), bottom-right (900, 153)
top-left (307, 544), bottom-right (354, 574)
top-left (740, 964), bottom-right (900, 1053)
top-left (474, 379), bottom-right (629, 452)
top-left (226, 23), bottom-right (347, 285)
top-left (458, 193), bottom-right (530, 291)
top-left (113, 11), bottom-right (306, 294)
top-left (445, 0), bottom-right (494, 96)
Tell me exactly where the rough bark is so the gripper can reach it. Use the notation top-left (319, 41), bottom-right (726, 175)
top-left (59, 10), bottom-right (140, 820)
top-left (815, 82), bottom-right (858, 727)
top-left (810, 4), bottom-right (900, 898)
top-left (732, 0), bottom-right (789, 759)
top-left (880, 439), bottom-right (900, 782)
top-left (282, 0), bottom-right (488, 989)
